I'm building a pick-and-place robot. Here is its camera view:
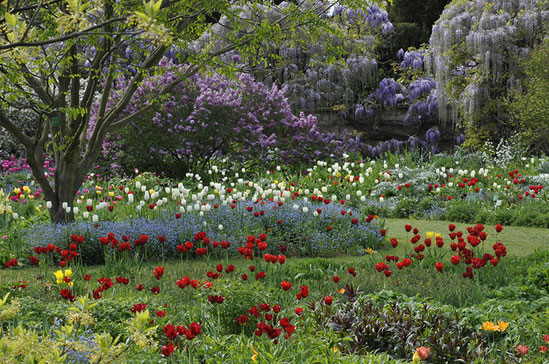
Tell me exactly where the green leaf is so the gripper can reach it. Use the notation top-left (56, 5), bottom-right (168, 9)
top-left (152, 0), bottom-right (162, 13)
top-left (4, 12), bottom-right (17, 27)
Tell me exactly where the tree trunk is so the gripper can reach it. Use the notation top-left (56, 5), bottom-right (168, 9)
top-left (26, 144), bottom-right (86, 224)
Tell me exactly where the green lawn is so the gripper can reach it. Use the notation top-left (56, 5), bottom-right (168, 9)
top-left (382, 218), bottom-right (549, 257)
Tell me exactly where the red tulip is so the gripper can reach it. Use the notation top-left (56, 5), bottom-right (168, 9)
top-left (516, 345), bottom-right (529, 357)
top-left (153, 266), bottom-right (165, 280)
top-left (324, 296), bottom-right (333, 305)
top-left (281, 281), bottom-right (292, 291)
top-left (451, 255), bottom-right (461, 265)
top-left (435, 262), bottom-right (444, 272)
top-left (162, 342), bottom-right (176, 356)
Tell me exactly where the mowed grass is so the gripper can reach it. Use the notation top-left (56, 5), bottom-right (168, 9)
top-left (383, 218), bottom-right (549, 257)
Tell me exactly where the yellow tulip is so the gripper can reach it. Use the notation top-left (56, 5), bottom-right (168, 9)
top-left (481, 321), bottom-right (496, 331)
top-left (13, 188), bottom-right (21, 194)
top-left (426, 232), bottom-right (434, 239)
top-left (54, 270), bottom-right (64, 284)
top-left (108, 192), bottom-right (114, 197)
top-left (413, 351), bottom-right (421, 363)
top-left (496, 321), bottom-right (508, 332)
top-left (64, 269), bottom-right (72, 278)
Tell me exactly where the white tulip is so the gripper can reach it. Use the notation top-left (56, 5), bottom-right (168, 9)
top-left (83, 211), bottom-right (89, 218)
top-left (46, 201), bottom-right (52, 209)
top-left (92, 215), bottom-right (98, 223)
top-left (13, 213), bottom-right (18, 219)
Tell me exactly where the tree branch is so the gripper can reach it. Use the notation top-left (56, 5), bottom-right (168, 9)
top-left (0, 17), bottom-right (126, 51)
top-left (0, 108), bottom-right (32, 148)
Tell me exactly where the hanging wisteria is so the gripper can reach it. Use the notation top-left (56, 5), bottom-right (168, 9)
top-left (428, 0), bottom-right (549, 130)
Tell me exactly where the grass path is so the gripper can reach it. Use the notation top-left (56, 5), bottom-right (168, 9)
top-left (382, 218), bottom-right (549, 257)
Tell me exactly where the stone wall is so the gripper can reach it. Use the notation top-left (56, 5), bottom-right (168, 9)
top-left (313, 107), bottom-right (454, 145)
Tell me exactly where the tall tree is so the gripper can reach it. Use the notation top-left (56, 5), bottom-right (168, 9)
top-left (0, 0), bottom-right (376, 222)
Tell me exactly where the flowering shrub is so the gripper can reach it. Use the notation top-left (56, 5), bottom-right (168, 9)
top-left (94, 60), bottom-right (345, 176)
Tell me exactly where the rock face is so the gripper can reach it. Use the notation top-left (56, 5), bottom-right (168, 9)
top-left (314, 107), bottom-right (456, 148)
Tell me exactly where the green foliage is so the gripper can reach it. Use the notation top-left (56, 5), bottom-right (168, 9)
top-left (508, 40), bottom-right (549, 153)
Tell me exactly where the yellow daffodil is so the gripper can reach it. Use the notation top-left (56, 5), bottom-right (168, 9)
top-left (250, 343), bottom-right (258, 362)
top-left (496, 321), bottom-right (508, 332)
top-left (426, 232), bottom-right (434, 239)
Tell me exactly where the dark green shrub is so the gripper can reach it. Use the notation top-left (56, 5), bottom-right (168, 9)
top-left (331, 298), bottom-right (488, 363)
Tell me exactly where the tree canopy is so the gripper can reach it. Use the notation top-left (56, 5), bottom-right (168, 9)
top-left (0, 0), bottom-right (379, 222)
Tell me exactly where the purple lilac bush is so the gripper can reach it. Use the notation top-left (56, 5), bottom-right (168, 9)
top-left (90, 59), bottom-right (355, 176)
